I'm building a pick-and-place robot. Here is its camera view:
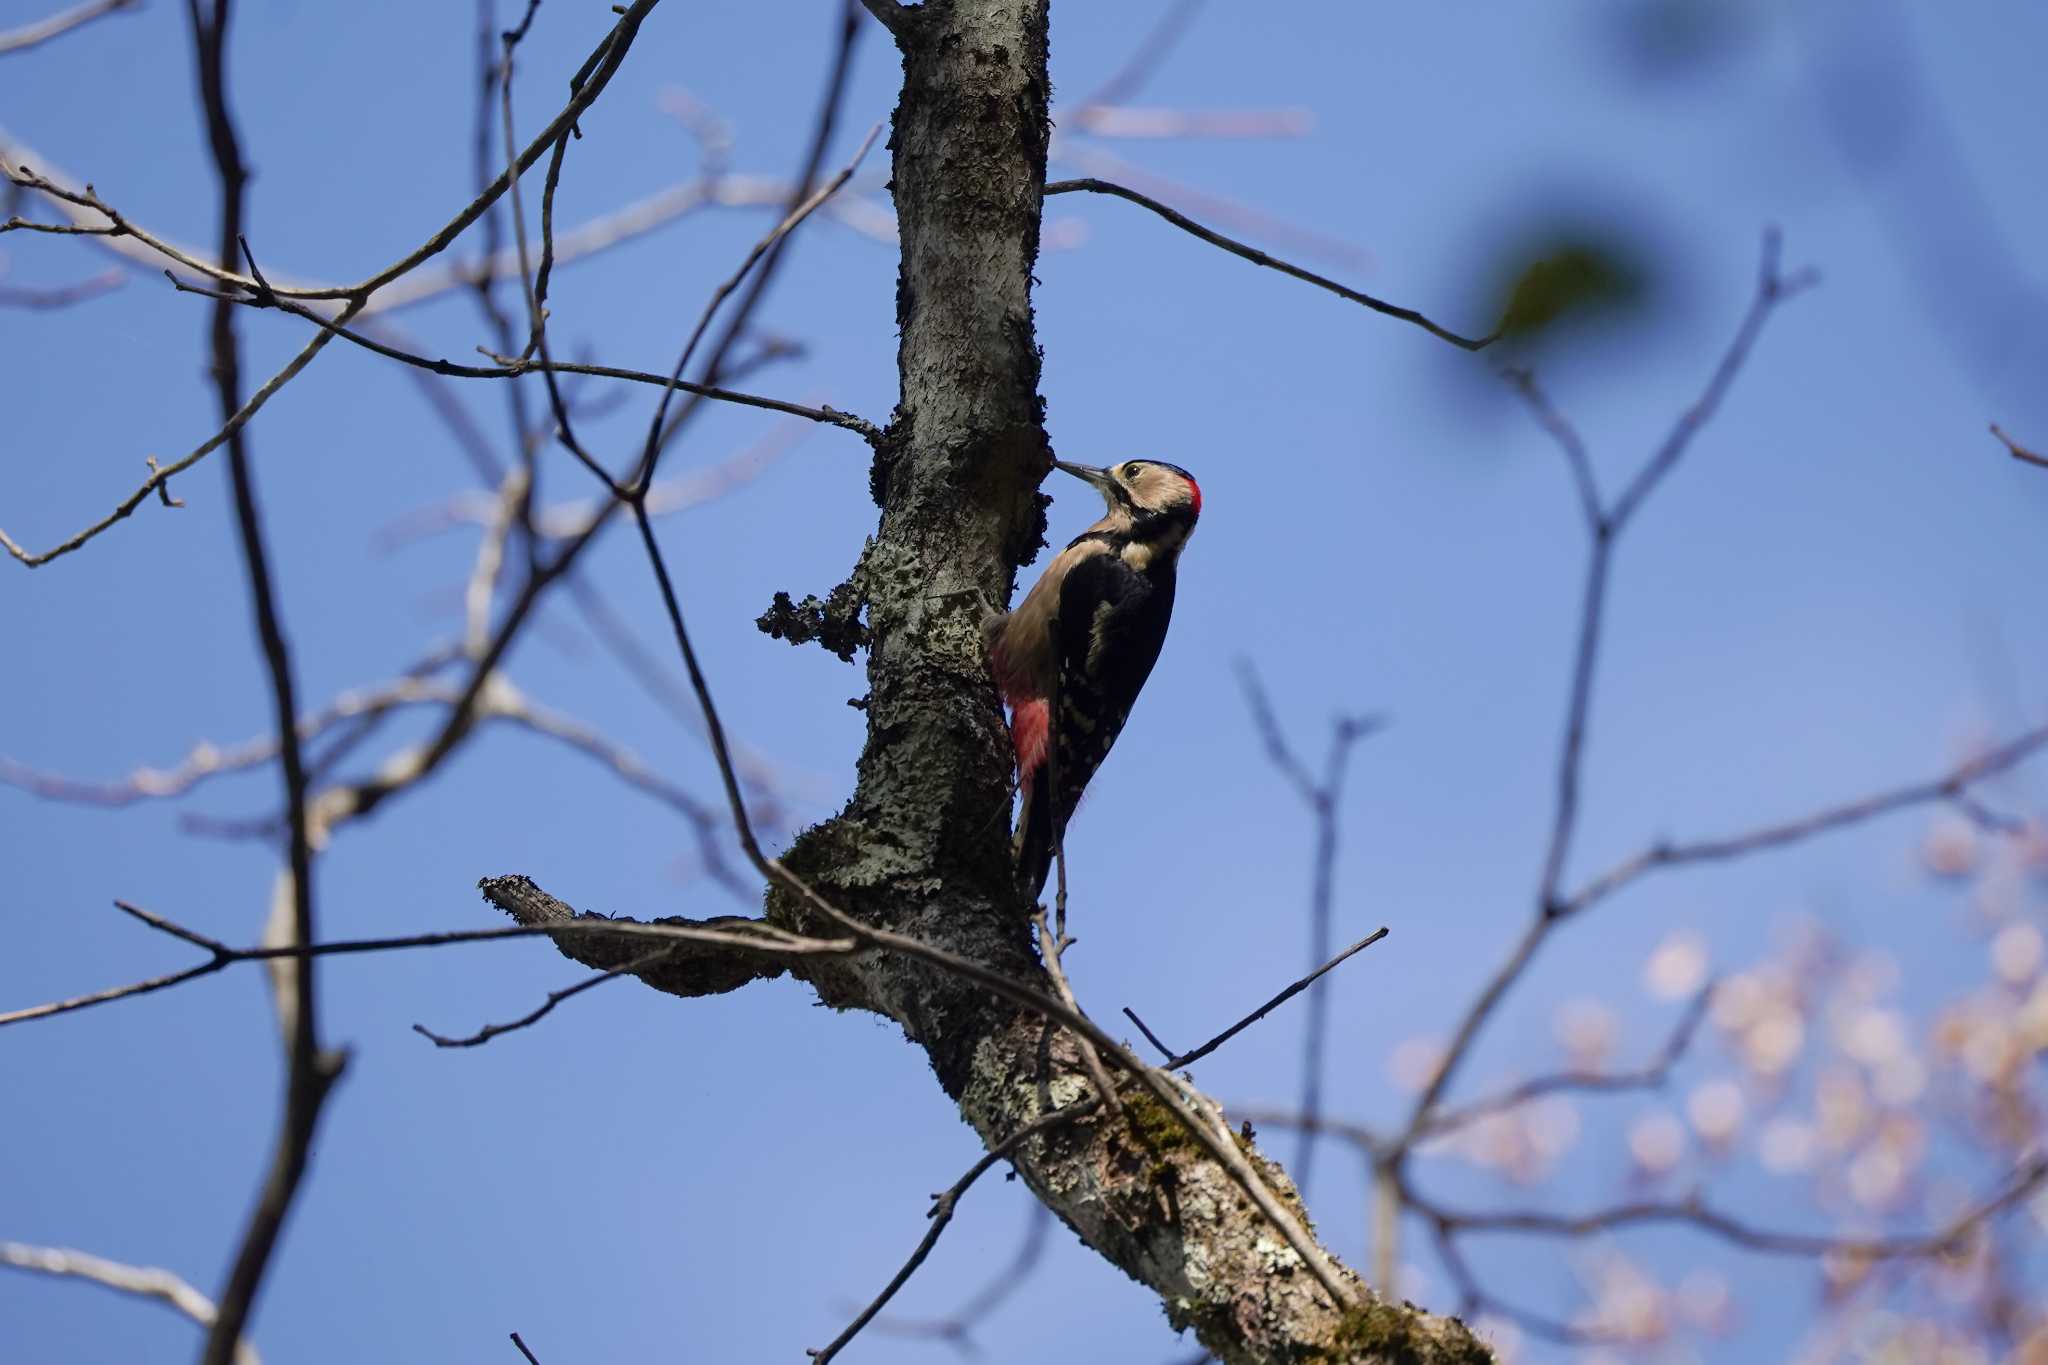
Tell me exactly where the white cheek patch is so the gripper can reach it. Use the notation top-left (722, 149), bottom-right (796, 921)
top-left (1120, 523), bottom-right (1182, 573)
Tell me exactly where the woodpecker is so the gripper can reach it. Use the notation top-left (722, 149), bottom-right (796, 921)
top-left (985, 458), bottom-right (1202, 897)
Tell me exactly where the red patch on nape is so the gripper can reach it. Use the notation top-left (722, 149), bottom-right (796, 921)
top-left (1011, 697), bottom-right (1050, 777)
top-left (1184, 474), bottom-right (1202, 518)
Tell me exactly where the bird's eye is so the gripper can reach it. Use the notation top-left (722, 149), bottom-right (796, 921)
top-left (1122, 462), bottom-right (1143, 479)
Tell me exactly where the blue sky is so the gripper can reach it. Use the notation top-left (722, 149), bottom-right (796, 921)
top-left (4, 2), bottom-right (2047, 1362)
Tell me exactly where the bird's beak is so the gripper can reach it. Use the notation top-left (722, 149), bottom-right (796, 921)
top-left (1054, 460), bottom-right (1116, 496)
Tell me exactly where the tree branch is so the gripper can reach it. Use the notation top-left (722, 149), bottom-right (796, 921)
top-left (1991, 421), bottom-right (2048, 469)
top-left (0, 0), bottom-right (138, 57)
top-left (1400, 231), bottom-right (1813, 1147)
top-left (1416, 981), bottom-right (1713, 1138)
top-left (1559, 722), bottom-right (2048, 917)
top-left (1044, 176), bottom-right (1496, 350)
top-left (185, 8), bottom-right (346, 1361)
top-left (0, 1242), bottom-right (259, 1365)
top-left (1411, 1155), bottom-right (2048, 1259)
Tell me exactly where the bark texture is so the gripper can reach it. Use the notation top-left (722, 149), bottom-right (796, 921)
top-left (498, 3), bottom-right (1492, 1360)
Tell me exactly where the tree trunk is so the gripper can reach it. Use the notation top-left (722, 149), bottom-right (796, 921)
top-left (500, 3), bottom-right (1493, 1359)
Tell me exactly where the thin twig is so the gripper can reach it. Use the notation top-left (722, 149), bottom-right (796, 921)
top-left (1072, 0), bottom-right (1202, 109)
top-left (1503, 366), bottom-right (1600, 534)
top-left (509, 1331), bottom-right (542, 1365)
top-left (1399, 231), bottom-right (1813, 1147)
top-left (807, 1102), bottom-right (1099, 1363)
top-left (1990, 422), bottom-right (2048, 470)
top-left (4, 2), bottom-right (662, 304)
top-left (1417, 981), bottom-right (1713, 1138)
top-left (495, 8), bottom-right (615, 494)
top-left (631, 119), bottom-right (880, 491)
top-left (154, 264), bottom-right (881, 440)
top-left (1411, 1155), bottom-right (2048, 1259)
top-left (1164, 928), bottom-right (1389, 1071)
top-left (0, 898), bottom-right (857, 1031)
top-left (1043, 177), bottom-right (1495, 350)
top-left (1233, 660), bottom-right (1382, 1192)
top-left (1122, 1005), bottom-right (1176, 1060)
top-left (0, 267), bottom-right (123, 309)
top-left (0, 297), bottom-right (361, 567)
top-left (0, 1243), bottom-right (259, 1365)
top-left (1560, 722), bottom-right (2048, 917)
top-left (1604, 229), bottom-right (1818, 530)
top-left (0, 0), bottom-right (139, 57)
top-left (1036, 914), bottom-right (1124, 1119)
top-left (413, 946), bottom-right (675, 1047)
top-left (865, 1204), bottom-right (1052, 1349)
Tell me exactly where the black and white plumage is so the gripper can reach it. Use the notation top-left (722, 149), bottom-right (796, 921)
top-left (985, 458), bottom-right (1202, 897)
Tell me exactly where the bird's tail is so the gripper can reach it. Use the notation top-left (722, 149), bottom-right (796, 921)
top-left (1014, 765), bottom-right (1056, 900)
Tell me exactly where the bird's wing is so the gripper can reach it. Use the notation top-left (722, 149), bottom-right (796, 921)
top-left (1052, 551), bottom-right (1164, 799)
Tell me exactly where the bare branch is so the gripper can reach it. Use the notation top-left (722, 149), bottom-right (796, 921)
top-left (1050, 141), bottom-right (1373, 272)
top-left (0, 679), bottom-right (433, 806)
top-left (0, 952), bottom-right (227, 1028)
top-left (1234, 662), bottom-right (1383, 1191)
top-left (0, 133), bottom-right (889, 313)
top-left (495, 11), bottom-right (613, 496)
top-left (0, 213), bottom-right (123, 234)
top-left (1991, 421), bottom-right (2048, 470)
top-left (1, 892), bottom-right (856, 1032)
top-left (1418, 981), bottom-right (1713, 1138)
top-left (0, 0), bottom-right (139, 57)
top-left (864, 1204), bottom-right (1052, 1350)
top-left (0, 1242), bottom-right (259, 1365)
top-left (1606, 229), bottom-right (1819, 531)
top-left (0, 266), bottom-right (122, 309)
top-left (1413, 1155), bottom-right (2048, 1260)
top-left (224, 288), bottom-right (882, 434)
top-left (412, 946), bottom-right (675, 1048)
top-left (1401, 232), bottom-right (1813, 1146)
top-left (1043, 176), bottom-right (1496, 350)
top-left (1235, 661), bottom-right (1320, 802)
top-left (1036, 914), bottom-right (1124, 1120)
top-left (1125, 924), bottom-right (1391, 1075)
top-left (1561, 722), bottom-right (2048, 917)
top-left (0, 298), bottom-right (361, 568)
top-left (1503, 366), bottom-right (1599, 535)
top-left (808, 1103), bottom-right (1098, 1364)
top-left (3, 1), bottom-right (662, 304)
top-left (1163, 927), bottom-right (1388, 1072)
top-left (1, 672), bottom-right (747, 892)
top-left (360, 172), bottom-right (894, 316)
top-left (185, 9), bottom-right (344, 1360)
top-left (464, 467), bottom-right (529, 656)
top-left (631, 119), bottom-right (882, 490)
top-left (1072, 0), bottom-right (1203, 110)
top-left (1425, 1220), bottom-right (1609, 1348)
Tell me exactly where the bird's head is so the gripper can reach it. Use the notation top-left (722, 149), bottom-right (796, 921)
top-left (1055, 458), bottom-right (1202, 540)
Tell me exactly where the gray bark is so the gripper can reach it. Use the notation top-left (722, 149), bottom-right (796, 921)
top-left (494, 3), bottom-right (1492, 1360)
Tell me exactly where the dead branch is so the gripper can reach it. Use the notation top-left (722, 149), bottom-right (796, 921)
top-left (0, 1243), bottom-right (258, 1365)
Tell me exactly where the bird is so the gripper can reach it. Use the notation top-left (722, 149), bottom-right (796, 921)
top-left (984, 457), bottom-right (1202, 897)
